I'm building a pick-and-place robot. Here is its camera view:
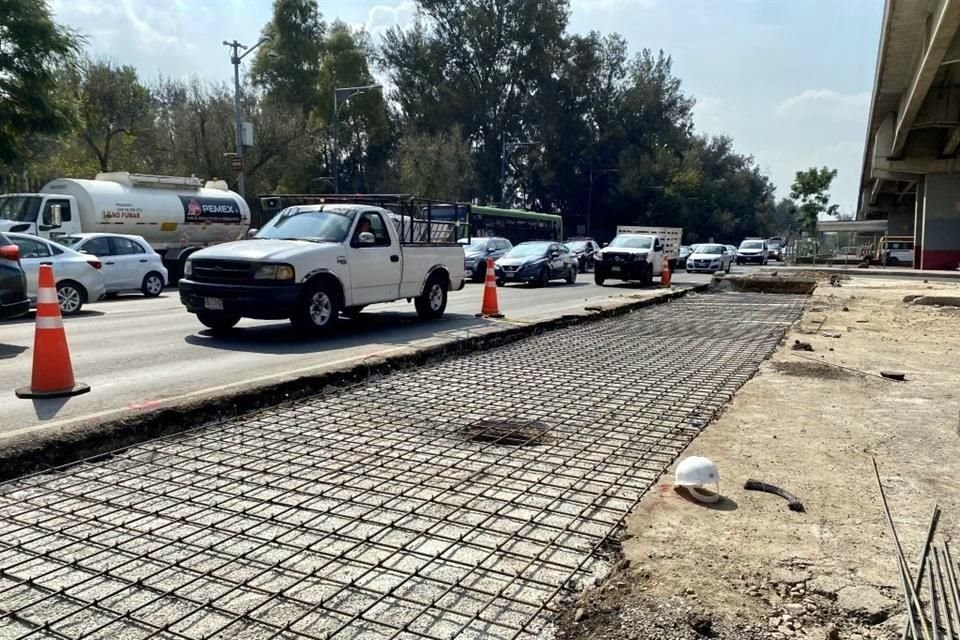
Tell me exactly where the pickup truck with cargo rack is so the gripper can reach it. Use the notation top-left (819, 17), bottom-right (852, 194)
top-left (594, 226), bottom-right (682, 286)
top-left (178, 195), bottom-right (467, 333)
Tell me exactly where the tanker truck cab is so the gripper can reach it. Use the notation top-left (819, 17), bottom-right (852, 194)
top-left (0, 193), bottom-right (77, 238)
top-left (178, 198), bottom-right (466, 334)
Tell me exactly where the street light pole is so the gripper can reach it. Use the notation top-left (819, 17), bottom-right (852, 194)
top-left (223, 36), bottom-right (271, 201)
top-left (332, 84), bottom-right (381, 194)
top-left (587, 168), bottom-right (618, 235)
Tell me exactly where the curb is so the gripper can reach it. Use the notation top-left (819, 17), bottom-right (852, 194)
top-left (765, 266), bottom-right (960, 281)
top-left (0, 284), bottom-right (708, 482)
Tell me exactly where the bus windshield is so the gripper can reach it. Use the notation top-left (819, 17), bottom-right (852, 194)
top-left (0, 195), bottom-right (42, 222)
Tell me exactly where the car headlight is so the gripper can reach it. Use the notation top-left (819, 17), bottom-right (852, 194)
top-left (594, 252), bottom-right (603, 261)
top-left (183, 260), bottom-right (193, 276)
top-left (254, 263), bottom-right (295, 280)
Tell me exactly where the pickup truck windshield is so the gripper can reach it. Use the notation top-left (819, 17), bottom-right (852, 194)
top-left (566, 241), bottom-right (587, 251)
top-left (609, 235), bottom-right (653, 249)
top-left (257, 209), bottom-right (352, 242)
top-left (0, 195), bottom-right (42, 222)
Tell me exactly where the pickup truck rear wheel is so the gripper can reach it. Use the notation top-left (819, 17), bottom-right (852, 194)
top-left (415, 276), bottom-right (448, 320)
top-left (197, 312), bottom-right (240, 333)
top-left (292, 283), bottom-right (340, 333)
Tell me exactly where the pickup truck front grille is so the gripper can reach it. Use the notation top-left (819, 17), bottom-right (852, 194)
top-left (602, 252), bottom-right (637, 263)
top-left (191, 260), bottom-right (255, 284)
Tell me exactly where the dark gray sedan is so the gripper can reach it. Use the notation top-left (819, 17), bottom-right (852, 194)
top-left (494, 241), bottom-right (578, 287)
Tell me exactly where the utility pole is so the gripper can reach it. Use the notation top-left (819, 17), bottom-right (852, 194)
top-left (332, 84), bottom-right (381, 194)
top-left (587, 168), bottom-right (618, 235)
top-left (223, 36), bottom-right (272, 201)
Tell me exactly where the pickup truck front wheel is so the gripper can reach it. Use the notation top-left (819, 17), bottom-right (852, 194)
top-left (415, 276), bottom-right (448, 320)
top-left (292, 283), bottom-right (340, 333)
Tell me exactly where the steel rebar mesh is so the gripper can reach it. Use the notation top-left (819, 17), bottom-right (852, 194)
top-left (0, 292), bottom-right (806, 640)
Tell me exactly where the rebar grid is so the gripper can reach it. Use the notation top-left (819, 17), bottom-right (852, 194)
top-left (0, 293), bottom-right (806, 640)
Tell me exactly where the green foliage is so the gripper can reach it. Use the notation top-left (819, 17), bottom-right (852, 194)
top-left (5, 0), bottom-right (784, 245)
top-left (398, 126), bottom-right (475, 200)
top-left (0, 0), bottom-right (81, 165)
top-left (789, 166), bottom-right (839, 232)
top-left (71, 60), bottom-right (153, 171)
top-left (250, 0), bottom-right (326, 112)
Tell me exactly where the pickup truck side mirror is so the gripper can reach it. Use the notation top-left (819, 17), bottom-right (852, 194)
top-left (40, 204), bottom-right (62, 230)
top-left (358, 231), bottom-right (376, 245)
top-left (246, 228), bottom-right (259, 239)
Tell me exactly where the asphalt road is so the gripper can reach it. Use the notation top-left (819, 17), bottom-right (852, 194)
top-left (0, 270), bottom-right (722, 434)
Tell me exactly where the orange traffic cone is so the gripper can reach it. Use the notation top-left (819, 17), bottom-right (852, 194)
top-left (477, 257), bottom-right (504, 318)
top-left (16, 265), bottom-right (90, 399)
top-left (661, 258), bottom-right (672, 288)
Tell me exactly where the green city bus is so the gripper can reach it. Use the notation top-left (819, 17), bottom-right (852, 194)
top-left (428, 204), bottom-right (563, 244)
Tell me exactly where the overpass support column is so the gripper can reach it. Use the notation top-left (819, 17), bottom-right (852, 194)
top-left (919, 174), bottom-right (960, 269)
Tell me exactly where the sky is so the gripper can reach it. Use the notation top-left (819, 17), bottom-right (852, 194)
top-left (49, 0), bottom-right (883, 215)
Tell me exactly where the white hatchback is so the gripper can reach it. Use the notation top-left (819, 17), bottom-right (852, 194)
top-left (57, 233), bottom-right (168, 297)
top-left (6, 233), bottom-right (107, 315)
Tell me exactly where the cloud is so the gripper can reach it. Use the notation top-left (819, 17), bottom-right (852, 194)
top-left (692, 95), bottom-right (727, 134)
top-left (775, 89), bottom-right (870, 122)
top-left (366, 1), bottom-right (418, 38)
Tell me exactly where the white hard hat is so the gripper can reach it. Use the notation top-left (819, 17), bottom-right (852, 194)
top-left (675, 456), bottom-right (720, 503)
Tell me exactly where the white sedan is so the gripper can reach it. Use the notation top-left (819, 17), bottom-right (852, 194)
top-left (6, 233), bottom-right (106, 315)
top-left (685, 243), bottom-right (734, 274)
top-left (57, 233), bottom-right (168, 297)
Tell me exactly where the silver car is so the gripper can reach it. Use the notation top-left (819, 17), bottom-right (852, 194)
top-left (7, 233), bottom-right (107, 315)
top-left (686, 243), bottom-right (734, 274)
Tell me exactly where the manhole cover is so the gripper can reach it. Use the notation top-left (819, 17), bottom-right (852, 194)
top-left (461, 418), bottom-right (553, 446)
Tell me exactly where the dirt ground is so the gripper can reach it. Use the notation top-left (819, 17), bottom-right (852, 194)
top-left (557, 278), bottom-right (960, 640)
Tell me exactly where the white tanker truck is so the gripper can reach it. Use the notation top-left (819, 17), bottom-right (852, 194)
top-left (0, 172), bottom-right (250, 279)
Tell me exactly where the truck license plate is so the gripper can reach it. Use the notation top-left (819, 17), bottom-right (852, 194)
top-left (611, 266), bottom-right (621, 273)
top-left (204, 297), bottom-right (224, 311)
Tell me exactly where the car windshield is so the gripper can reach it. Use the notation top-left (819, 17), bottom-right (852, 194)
top-left (0, 195), bottom-right (42, 222)
top-left (256, 208), bottom-right (353, 242)
top-left (566, 241), bottom-right (587, 251)
top-left (741, 240), bottom-right (764, 249)
top-left (609, 235), bottom-right (653, 249)
top-left (54, 236), bottom-right (85, 248)
top-left (696, 244), bottom-right (725, 254)
top-left (506, 243), bottom-right (549, 258)
top-left (461, 238), bottom-right (489, 251)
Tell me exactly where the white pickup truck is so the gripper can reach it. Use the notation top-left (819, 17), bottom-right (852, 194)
top-left (178, 198), bottom-right (465, 333)
top-left (594, 226), bottom-right (682, 286)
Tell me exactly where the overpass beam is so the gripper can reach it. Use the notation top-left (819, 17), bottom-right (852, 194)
top-left (891, 0), bottom-right (960, 158)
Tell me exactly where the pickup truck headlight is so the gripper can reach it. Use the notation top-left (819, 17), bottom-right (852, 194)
top-left (183, 260), bottom-right (193, 276)
top-left (254, 263), bottom-right (295, 281)
top-left (594, 252), bottom-right (603, 261)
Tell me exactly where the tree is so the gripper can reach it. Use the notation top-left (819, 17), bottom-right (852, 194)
top-left (397, 126), bottom-right (475, 199)
top-left (382, 0), bottom-right (570, 202)
top-left (789, 166), bottom-right (839, 232)
top-left (0, 0), bottom-right (81, 165)
top-left (72, 60), bottom-right (153, 171)
top-left (250, 0), bottom-right (326, 113)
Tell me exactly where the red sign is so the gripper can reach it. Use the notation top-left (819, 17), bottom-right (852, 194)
top-left (230, 157), bottom-right (243, 171)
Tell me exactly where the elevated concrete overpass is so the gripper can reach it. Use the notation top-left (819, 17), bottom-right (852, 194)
top-left (860, 0), bottom-right (960, 269)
